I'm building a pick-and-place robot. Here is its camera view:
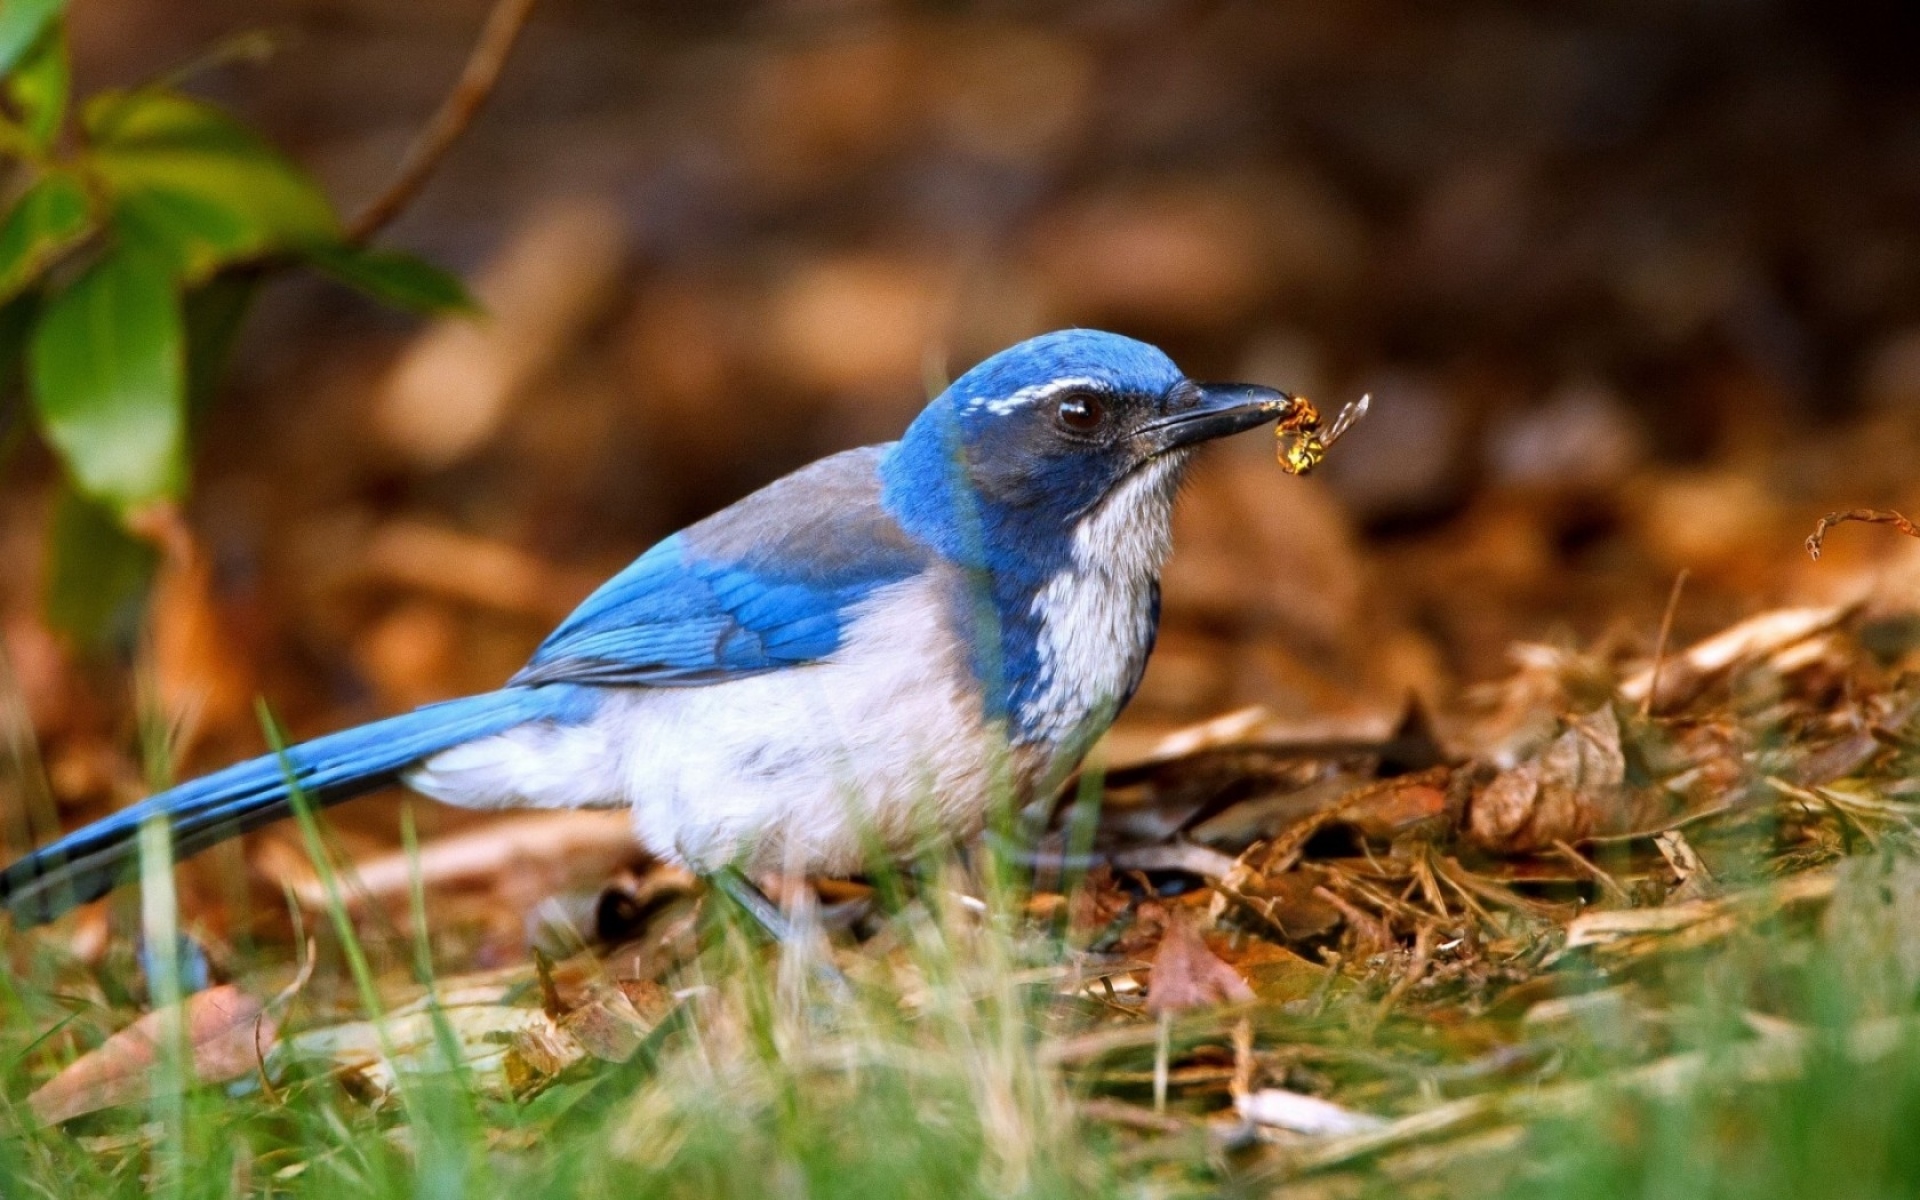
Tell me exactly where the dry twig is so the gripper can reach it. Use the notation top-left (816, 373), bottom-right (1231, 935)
top-left (348, 0), bottom-right (541, 243)
top-left (1805, 508), bottom-right (1920, 560)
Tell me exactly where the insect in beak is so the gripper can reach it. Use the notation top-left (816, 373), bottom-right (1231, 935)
top-left (1274, 393), bottom-right (1370, 476)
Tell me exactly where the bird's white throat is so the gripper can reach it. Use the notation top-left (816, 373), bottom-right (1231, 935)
top-left (1020, 452), bottom-right (1186, 752)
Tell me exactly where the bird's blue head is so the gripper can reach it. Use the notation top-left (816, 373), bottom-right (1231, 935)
top-left (871, 329), bottom-right (1297, 758)
top-left (878, 328), bottom-right (1292, 754)
top-left (880, 329), bottom-right (1289, 576)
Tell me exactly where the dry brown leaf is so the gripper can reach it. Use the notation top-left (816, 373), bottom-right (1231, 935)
top-left (1223, 868), bottom-right (1345, 944)
top-left (1335, 769), bottom-right (1453, 840)
top-left (1619, 606), bottom-right (1849, 712)
top-left (504, 1022), bottom-right (584, 1093)
top-left (128, 505), bottom-right (257, 760)
top-left (1146, 909), bottom-right (1254, 1013)
top-left (616, 979), bottom-right (679, 1025)
top-left (29, 985), bottom-right (275, 1126)
top-left (1226, 938), bottom-right (1329, 1004)
top-left (502, 983), bottom-right (656, 1090)
top-left (559, 986), bottom-right (651, 1063)
top-left (1068, 865), bottom-right (1132, 940)
top-left (1262, 871), bottom-right (1346, 942)
top-left (1468, 705), bottom-right (1630, 854)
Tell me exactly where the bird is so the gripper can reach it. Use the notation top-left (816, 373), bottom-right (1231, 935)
top-left (0, 328), bottom-right (1300, 930)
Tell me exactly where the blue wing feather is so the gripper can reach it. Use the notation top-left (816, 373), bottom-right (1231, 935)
top-left (512, 446), bottom-right (930, 688)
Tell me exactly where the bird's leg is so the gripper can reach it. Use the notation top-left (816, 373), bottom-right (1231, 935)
top-left (707, 865), bottom-right (796, 943)
top-left (706, 866), bottom-right (852, 995)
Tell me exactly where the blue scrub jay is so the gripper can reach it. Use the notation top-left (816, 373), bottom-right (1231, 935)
top-left (1, 329), bottom-right (1303, 926)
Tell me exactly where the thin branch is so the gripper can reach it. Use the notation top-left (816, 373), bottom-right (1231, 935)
top-left (1805, 508), bottom-right (1920, 561)
top-left (347, 0), bottom-right (540, 244)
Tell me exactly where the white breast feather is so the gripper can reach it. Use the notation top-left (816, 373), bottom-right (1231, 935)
top-left (1021, 452), bottom-right (1185, 755)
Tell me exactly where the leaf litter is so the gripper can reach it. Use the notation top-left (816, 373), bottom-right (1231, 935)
top-left (1009, 593), bottom-right (1920, 1191)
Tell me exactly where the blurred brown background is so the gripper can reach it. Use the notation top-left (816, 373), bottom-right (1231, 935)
top-left (10, 0), bottom-right (1920, 938)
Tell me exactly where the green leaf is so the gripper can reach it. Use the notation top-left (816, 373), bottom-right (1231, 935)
top-left (303, 241), bottom-right (477, 315)
top-left (43, 484), bottom-right (157, 650)
top-left (84, 89), bottom-right (337, 275)
top-left (0, 0), bottom-right (62, 79)
top-left (110, 184), bottom-right (255, 284)
top-left (6, 19), bottom-right (65, 147)
top-left (28, 247), bottom-right (185, 511)
top-left (0, 170), bottom-right (89, 302)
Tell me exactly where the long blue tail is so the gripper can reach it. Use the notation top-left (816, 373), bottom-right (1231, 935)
top-left (0, 688), bottom-right (564, 926)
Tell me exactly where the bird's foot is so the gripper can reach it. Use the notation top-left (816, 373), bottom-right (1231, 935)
top-left (706, 866), bottom-right (852, 997)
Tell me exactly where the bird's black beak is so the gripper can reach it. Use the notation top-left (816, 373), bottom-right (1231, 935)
top-left (1140, 382), bottom-right (1293, 455)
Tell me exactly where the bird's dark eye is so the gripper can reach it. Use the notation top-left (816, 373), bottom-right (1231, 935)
top-left (1055, 391), bottom-right (1107, 434)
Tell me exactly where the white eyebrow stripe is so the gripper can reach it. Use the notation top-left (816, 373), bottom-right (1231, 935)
top-left (972, 375), bottom-right (1105, 416)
